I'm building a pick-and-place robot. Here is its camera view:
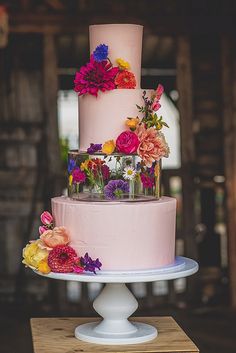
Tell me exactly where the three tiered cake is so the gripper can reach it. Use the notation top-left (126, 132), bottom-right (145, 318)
top-left (52, 24), bottom-right (176, 271)
top-left (22, 24), bottom-right (176, 274)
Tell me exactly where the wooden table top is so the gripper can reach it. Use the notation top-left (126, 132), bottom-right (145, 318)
top-left (30, 316), bottom-right (199, 353)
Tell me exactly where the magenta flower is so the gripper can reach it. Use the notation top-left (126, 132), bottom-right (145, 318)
top-left (116, 131), bottom-right (140, 154)
top-left (140, 173), bottom-right (155, 188)
top-left (40, 211), bottom-right (53, 226)
top-left (72, 168), bottom-right (86, 183)
top-left (74, 55), bottom-right (119, 97)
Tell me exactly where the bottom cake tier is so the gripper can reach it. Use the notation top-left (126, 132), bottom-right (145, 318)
top-left (51, 196), bottom-right (176, 271)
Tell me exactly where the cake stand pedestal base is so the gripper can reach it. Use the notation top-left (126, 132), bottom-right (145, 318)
top-left (36, 256), bottom-right (198, 345)
top-left (75, 283), bottom-right (157, 344)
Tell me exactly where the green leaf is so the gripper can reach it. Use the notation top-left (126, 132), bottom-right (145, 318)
top-left (162, 122), bottom-right (169, 128)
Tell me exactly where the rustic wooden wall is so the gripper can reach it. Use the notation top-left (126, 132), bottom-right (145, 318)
top-left (0, 33), bottom-right (62, 298)
top-left (221, 35), bottom-right (236, 308)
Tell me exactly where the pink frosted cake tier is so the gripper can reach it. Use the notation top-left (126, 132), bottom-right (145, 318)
top-left (89, 24), bottom-right (143, 88)
top-left (79, 89), bottom-right (153, 151)
top-left (51, 196), bottom-right (176, 271)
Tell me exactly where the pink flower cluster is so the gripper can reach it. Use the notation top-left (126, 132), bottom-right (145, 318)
top-left (36, 212), bottom-right (102, 274)
top-left (39, 211), bottom-right (70, 250)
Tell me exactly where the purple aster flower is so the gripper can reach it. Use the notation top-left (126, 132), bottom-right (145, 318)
top-left (87, 143), bottom-right (102, 154)
top-left (104, 180), bottom-right (129, 200)
top-left (93, 44), bottom-right (108, 62)
top-left (80, 252), bottom-right (102, 273)
top-left (68, 158), bottom-right (76, 174)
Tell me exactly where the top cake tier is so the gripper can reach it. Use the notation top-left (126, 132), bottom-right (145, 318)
top-left (89, 24), bottom-right (143, 88)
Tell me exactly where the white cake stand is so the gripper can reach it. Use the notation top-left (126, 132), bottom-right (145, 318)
top-left (36, 256), bottom-right (198, 345)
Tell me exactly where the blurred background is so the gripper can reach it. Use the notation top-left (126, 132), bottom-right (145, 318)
top-left (0, 1), bottom-right (236, 352)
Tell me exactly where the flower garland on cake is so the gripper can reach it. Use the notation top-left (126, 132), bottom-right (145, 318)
top-left (74, 44), bottom-right (136, 96)
top-left (22, 211), bottom-right (102, 275)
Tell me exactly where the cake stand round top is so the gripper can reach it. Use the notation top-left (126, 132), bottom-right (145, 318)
top-left (35, 256), bottom-right (198, 283)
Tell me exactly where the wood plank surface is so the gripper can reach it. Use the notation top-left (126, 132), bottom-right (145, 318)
top-left (30, 316), bottom-right (199, 353)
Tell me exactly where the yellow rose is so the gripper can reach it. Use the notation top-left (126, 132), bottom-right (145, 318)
top-left (80, 159), bottom-right (90, 171)
top-left (22, 240), bottom-right (49, 271)
top-left (116, 58), bottom-right (131, 70)
top-left (38, 259), bottom-right (51, 274)
top-left (102, 140), bottom-right (116, 155)
top-left (126, 117), bottom-right (140, 130)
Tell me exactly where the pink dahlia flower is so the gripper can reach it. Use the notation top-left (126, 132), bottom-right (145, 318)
top-left (135, 124), bottom-right (170, 167)
top-left (116, 131), bottom-right (140, 154)
top-left (74, 55), bottom-right (119, 96)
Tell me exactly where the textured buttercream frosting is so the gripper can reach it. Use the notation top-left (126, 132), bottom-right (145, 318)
top-left (79, 89), bottom-right (153, 151)
top-left (52, 196), bottom-right (176, 271)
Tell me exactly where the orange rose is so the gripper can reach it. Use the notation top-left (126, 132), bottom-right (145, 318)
top-left (40, 226), bottom-right (70, 249)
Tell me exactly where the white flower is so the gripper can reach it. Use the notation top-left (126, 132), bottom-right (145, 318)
top-left (123, 166), bottom-right (136, 180)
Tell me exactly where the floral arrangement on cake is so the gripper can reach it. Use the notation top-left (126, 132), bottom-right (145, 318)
top-left (68, 84), bottom-right (168, 200)
top-left (74, 44), bottom-right (136, 96)
top-left (22, 211), bottom-right (102, 274)
top-left (83, 84), bottom-right (169, 163)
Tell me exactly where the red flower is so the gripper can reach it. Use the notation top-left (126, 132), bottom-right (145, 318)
top-left (48, 245), bottom-right (78, 273)
top-left (74, 55), bottom-right (119, 97)
top-left (115, 70), bottom-right (136, 89)
top-left (101, 164), bottom-right (110, 180)
top-left (116, 131), bottom-right (140, 154)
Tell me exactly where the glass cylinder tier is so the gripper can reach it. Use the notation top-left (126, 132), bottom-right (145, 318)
top-left (68, 151), bottom-right (161, 202)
